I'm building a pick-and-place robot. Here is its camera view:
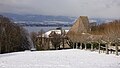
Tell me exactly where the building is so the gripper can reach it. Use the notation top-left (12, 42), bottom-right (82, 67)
top-left (67, 16), bottom-right (91, 42)
top-left (36, 28), bottom-right (70, 50)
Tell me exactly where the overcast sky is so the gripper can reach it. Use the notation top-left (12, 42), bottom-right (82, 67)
top-left (0, 0), bottom-right (120, 18)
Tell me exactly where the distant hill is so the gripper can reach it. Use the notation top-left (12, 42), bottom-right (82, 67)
top-left (0, 13), bottom-right (115, 26)
top-left (1, 13), bottom-right (75, 23)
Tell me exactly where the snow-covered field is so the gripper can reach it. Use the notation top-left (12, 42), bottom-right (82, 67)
top-left (0, 49), bottom-right (120, 68)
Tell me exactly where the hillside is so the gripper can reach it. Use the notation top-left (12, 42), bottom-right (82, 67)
top-left (1, 13), bottom-right (75, 26)
top-left (0, 49), bottom-right (120, 68)
top-left (0, 13), bottom-right (114, 27)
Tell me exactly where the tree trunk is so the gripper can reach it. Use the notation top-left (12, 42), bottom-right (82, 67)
top-left (5, 45), bottom-right (8, 53)
top-left (76, 43), bottom-right (77, 49)
top-left (74, 43), bottom-right (76, 49)
top-left (55, 45), bottom-right (57, 50)
top-left (84, 43), bottom-right (87, 50)
top-left (91, 44), bottom-right (94, 51)
top-left (73, 43), bottom-right (75, 49)
top-left (59, 44), bottom-right (60, 49)
top-left (63, 38), bottom-right (64, 49)
top-left (80, 43), bottom-right (82, 49)
top-left (40, 32), bottom-right (42, 46)
top-left (0, 42), bottom-right (1, 54)
top-left (115, 44), bottom-right (118, 56)
top-left (98, 43), bottom-right (101, 54)
top-left (106, 44), bottom-right (109, 54)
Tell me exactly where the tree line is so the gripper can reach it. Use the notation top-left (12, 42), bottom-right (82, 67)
top-left (0, 15), bottom-right (31, 54)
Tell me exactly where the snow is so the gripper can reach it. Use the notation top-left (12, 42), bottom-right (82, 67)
top-left (39, 30), bottom-right (69, 38)
top-left (89, 20), bottom-right (97, 23)
top-left (0, 49), bottom-right (120, 68)
top-left (44, 21), bottom-right (69, 24)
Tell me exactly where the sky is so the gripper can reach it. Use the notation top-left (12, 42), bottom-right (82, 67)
top-left (0, 0), bottom-right (120, 18)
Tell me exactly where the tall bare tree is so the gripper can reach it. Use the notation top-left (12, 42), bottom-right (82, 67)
top-left (0, 15), bottom-right (30, 54)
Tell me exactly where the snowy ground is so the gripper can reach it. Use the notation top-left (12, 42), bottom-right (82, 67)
top-left (0, 49), bottom-right (120, 68)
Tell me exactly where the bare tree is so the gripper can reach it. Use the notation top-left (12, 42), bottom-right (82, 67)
top-left (0, 15), bottom-right (30, 53)
top-left (103, 20), bottom-right (120, 55)
top-left (30, 32), bottom-right (37, 48)
top-left (49, 31), bottom-right (62, 50)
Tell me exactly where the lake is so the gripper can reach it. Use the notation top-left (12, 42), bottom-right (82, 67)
top-left (23, 26), bottom-right (71, 33)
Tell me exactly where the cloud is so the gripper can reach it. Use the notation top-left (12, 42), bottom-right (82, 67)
top-left (0, 0), bottom-right (120, 18)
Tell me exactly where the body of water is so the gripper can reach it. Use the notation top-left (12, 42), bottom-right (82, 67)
top-left (23, 26), bottom-right (71, 33)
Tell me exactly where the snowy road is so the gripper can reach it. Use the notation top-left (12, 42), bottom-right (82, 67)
top-left (0, 49), bottom-right (120, 68)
